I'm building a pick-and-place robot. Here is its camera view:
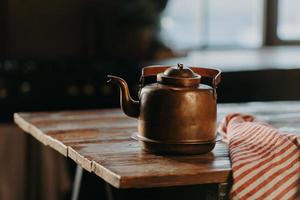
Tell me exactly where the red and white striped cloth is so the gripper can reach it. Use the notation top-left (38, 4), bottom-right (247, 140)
top-left (218, 113), bottom-right (300, 200)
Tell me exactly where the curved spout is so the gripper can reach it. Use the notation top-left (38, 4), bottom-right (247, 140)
top-left (107, 75), bottom-right (139, 118)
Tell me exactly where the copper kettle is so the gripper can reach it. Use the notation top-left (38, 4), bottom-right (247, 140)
top-left (107, 64), bottom-right (221, 154)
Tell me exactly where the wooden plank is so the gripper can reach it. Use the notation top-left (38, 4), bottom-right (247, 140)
top-left (14, 113), bottom-right (68, 156)
top-left (13, 102), bottom-right (300, 188)
top-left (90, 141), bottom-right (230, 188)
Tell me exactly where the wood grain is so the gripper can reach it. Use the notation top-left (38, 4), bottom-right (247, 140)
top-left (14, 101), bottom-right (300, 188)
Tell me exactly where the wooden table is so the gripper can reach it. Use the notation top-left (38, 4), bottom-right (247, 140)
top-left (14, 101), bottom-right (300, 199)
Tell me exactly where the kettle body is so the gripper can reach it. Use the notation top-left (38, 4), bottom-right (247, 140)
top-left (139, 82), bottom-right (216, 143)
top-left (108, 64), bottom-right (221, 154)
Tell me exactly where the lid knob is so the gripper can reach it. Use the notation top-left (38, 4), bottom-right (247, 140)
top-left (177, 63), bottom-right (184, 69)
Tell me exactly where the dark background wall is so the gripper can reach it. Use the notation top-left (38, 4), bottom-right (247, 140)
top-left (1, 0), bottom-right (168, 60)
top-left (0, 0), bottom-right (170, 122)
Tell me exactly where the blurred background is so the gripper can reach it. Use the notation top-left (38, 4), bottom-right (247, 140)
top-left (1, 0), bottom-right (300, 199)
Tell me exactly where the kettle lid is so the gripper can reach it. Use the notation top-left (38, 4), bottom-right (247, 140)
top-left (157, 64), bottom-right (201, 87)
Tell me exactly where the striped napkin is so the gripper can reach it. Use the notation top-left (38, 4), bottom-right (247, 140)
top-left (218, 113), bottom-right (300, 200)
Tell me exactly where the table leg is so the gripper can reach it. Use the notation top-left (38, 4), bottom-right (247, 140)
top-left (105, 183), bottom-right (114, 200)
top-left (71, 166), bottom-right (83, 200)
top-left (218, 182), bottom-right (229, 200)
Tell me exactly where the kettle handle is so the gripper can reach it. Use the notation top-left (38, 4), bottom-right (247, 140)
top-left (140, 65), bottom-right (221, 89)
top-left (189, 66), bottom-right (221, 89)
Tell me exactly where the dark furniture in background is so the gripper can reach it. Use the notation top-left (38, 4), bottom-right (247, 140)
top-left (0, 0), bottom-right (168, 123)
top-left (0, 60), bottom-right (141, 122)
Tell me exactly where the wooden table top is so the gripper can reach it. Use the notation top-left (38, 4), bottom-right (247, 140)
top-left (14, 101), bottom-right (300, 188)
